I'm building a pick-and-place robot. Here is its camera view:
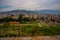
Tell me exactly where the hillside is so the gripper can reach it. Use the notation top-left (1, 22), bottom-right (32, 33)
top-left (0, 10), bottom-right (60, 14)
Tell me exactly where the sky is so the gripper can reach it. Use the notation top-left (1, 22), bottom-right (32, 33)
top-left (0, 0), bottom-right (60, 12)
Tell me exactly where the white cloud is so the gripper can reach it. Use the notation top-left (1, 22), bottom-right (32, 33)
top-left (0, 0), bottom-right (60, 12)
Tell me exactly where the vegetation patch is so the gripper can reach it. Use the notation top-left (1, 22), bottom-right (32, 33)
top-left (0, 23), bottom-right (60, 37)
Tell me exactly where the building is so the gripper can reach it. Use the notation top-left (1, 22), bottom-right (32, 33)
top-left (8, 21), bottom-right (19, 24)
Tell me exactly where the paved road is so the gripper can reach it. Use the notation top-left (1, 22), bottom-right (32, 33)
top-left (0, 36), bottom-right (60, 40)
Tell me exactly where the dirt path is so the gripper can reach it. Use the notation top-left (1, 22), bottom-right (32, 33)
top-left (0, 36), bottom-right (60, 40)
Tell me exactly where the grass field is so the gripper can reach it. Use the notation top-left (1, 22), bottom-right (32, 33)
top-left (0, 23), bottom-right (60, 37)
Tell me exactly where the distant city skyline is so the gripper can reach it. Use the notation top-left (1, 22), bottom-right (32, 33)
top-left (0, 0), bottom-right (60, 12)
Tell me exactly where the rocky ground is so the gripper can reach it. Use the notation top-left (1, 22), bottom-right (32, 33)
top-left (0, 36), bottom-right (60, 40)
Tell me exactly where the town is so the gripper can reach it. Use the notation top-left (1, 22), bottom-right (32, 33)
top-left (0, 13), bottom-right (60, 25)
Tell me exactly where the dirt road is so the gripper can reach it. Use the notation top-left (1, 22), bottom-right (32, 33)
top-left (0, 36), bottom-right (60, 40)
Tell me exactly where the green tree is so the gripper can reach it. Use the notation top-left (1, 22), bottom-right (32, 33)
top-left (23, 17), bottom-right (31, 23)
top-left (2, 17), bottom-right (17, 23)
top-left (18, 14), bottom-right (24, 22)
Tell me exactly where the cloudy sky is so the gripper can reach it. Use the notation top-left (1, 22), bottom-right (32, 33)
top-left (0, 0), bottom-right (60, 12)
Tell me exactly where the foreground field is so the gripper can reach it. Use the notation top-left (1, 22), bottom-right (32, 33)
top-left (0, 23), bottom-right (60, 37)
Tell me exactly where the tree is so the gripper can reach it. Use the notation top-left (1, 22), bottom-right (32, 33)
top-left (18, 14), bottom-right (24, 22)
top-left (40, 16), bottom-right (45, 21)
top-left (0, 18), bottom-right (3, 23)
top-left (2, 17), bottom-right (10, 22)
top-left (23, 17), bottom-right (31, 23)
top-left (50, 16), bottom-right (55, 22)
top-left (31, 16), bottom-right (36, 22)
top-left (2, 17), bottom-right (17, 23)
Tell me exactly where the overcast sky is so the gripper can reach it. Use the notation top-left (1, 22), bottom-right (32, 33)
top-left (0, 0), bottom-right (60, 12)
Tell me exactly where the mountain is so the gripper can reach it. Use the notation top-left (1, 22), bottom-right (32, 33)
top-left (0, 10), bottom-right (60, 14)
top-left (0, 10), bottom-right (35, 15)
top-left (35, 10), bottom-right (60, 14)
